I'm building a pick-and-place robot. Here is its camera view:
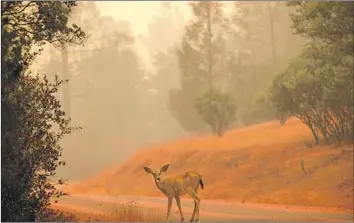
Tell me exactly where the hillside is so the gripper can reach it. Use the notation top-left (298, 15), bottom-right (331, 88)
top-left (65, 118), bottom-right (353, 210)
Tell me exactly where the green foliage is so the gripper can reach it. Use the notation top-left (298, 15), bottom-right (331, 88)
top-left (2, 74), bottom-right (80, 221)
top-left (243, 90), bottom-right (284, 125)
top-left (270, 2), bottom-right (353, 145)
top-left (1, 2), bottom-right (85, 82)
top-left (169, 2), bottom-right (305, 131)
top-left (196, 88), bottom-right (237, 137)
top-left (288, 2), bottom-right (353, 46)
top-left (1, 1), bottom-right (85, 221)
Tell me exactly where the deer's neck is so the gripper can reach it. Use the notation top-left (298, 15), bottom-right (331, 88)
top-left (154, 179), bottom-right (165, 193)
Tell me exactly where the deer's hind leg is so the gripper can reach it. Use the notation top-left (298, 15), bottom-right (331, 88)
top-left (186, 187), bottom-right (200, 222)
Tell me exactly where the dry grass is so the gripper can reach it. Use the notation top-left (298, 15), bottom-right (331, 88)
top-left (36, 208), bottom-right (80, 222)
top-left (65, 118), bottom-right (353, 210)
top-left (99, 200), bottom-right (163, 222)
top-left (51, 200), bottom-right (163, 222)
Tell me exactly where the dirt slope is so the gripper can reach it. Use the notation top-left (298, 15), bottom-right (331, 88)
top-left (65, 118), bottom-right (353, 210)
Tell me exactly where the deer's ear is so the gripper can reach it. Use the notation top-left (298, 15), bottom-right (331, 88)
top-left (143, 166), bottom-right (152, 173)
top-left (160, 164), bottom-right (169, 172)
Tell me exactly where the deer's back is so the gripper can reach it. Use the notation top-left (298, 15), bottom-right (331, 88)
top-left (163, 171), bottom-right (202, 195)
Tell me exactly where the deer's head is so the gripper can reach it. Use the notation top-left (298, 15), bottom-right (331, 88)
top-left (143, 164), bottom-right (169, 182)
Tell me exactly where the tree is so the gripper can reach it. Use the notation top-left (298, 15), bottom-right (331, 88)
top-left (135, 3), bottom-right (187, 141)
top-left (39, 2), bottom-right (133, 118)
top-left (169, 1), bottom-right (234, 134)
top-left (2, 2), bottom-right (85, 81)
top-left (139, 2), bottom-right (184, 60)
top-left (39, 6), bottom-right (164, 178)
top-left (228, 2), bottom-right (305, 126)
top-left (270, 2), bottom-right (353, 145)
top-left (196, 88), bottom-right (237, 137)
top-left (169, 38), bottom-right (208, 133)
top-left (270, 57), bottom-right (322, 144)
top-left (2, 2), bottom-right (85, 221)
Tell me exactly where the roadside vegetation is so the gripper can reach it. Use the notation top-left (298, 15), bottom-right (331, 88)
top-left (2, 1), bottom-right (352, 222)
top-left (50, 201), bottom-right (163, 222)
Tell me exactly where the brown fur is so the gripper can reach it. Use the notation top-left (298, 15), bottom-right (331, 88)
top-left (144, 164), bottom-right (203, 222)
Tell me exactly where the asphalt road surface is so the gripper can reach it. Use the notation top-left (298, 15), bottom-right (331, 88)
top-left (57, 194), bottom-right (353, 222)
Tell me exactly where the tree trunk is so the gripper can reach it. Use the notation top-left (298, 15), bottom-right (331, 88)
top-left (316, 113), bottom-right (330, 144)
top-left (309, 124), bottom-right (319, 145)
top-left (299, 114), bottom-right (319, 145)
top-left (276, 111), bottom-right (287, 125)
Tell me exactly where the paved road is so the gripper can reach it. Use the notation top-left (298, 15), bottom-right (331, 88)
top-left (57, 194), bottom-right (353, 222)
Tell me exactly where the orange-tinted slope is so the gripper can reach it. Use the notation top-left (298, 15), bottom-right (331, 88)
top-left (65, 118), bottom-right (353, 210)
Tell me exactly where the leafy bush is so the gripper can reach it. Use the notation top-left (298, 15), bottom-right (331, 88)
top-left (196, 88), bottom-right (237, 137)
top-left (2, 2), bottom-right (85, 221)
top-left (2, 74), bottom-right (81, 221)
top-left (269, 2), bottom-right (353, 145)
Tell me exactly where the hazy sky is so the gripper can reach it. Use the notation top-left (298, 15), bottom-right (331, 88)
top-left (93, 2), bottom-right (184, 71)
top-left (31, 1), bottom-right (233, 73)
top-left (94, 1), bottom-right (233, 71)
top-left (96, 1), bottom-right (191, 36)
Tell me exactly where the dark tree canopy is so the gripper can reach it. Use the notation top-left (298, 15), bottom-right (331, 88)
top-left (1, 1), bottom-right (85, 221)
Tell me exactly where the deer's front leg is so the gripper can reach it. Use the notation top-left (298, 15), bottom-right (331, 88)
top-left (165, 196), bottom-right (173, 222)
top-left (175, 195), bottom-right (184, 222)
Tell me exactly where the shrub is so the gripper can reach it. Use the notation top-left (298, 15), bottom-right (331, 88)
top-left (2, 74), bottom-right (80, 221)
top-left (196, 88), bottom-right (237, 137)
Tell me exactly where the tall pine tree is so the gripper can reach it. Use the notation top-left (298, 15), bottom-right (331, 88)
top-left (169, 1), bottom-right (231, 133)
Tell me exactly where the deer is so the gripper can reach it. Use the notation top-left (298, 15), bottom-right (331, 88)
top-left (143, 164), bottom-right (204, 222)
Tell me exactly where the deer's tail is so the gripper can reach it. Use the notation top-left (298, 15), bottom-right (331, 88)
top-left (199, 176), bottom-right (204, 190)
